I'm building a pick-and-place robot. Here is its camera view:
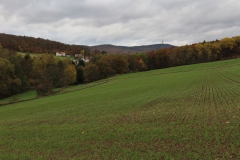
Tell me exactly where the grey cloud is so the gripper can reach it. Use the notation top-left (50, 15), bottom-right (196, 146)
top-left (0, 0), bottom-right (240, 46)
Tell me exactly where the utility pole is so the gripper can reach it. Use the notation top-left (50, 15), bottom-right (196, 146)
top-left (162, 39), bottom-right (164, 44)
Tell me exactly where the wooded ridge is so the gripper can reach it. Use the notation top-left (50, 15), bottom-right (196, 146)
top-left (0, 33), bottom-right (173, 54)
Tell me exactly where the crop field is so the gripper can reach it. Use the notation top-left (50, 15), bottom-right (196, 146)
top-left (0, 59), bottom-right (240, 159)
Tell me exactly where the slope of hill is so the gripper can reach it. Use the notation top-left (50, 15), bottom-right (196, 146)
top-left (90, 43), bottom-right (174, 54)
top-left (1, 58), bottom-right (240, 159)
top-left (0, 33), bottom-right (174, 54)
top-left (0, 33), bottom-right (90, 55)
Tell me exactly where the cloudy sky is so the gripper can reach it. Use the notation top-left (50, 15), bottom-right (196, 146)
top-left (0, 0), bottom-right (239, 46)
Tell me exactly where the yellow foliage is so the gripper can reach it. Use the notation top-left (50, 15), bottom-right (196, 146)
top-left (220, 37), bottom-right (236, 50)
top-left (63, 64), bottom-right (77, 85)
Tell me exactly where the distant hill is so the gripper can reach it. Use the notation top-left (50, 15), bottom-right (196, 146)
top-left (90, 44), bottom-right (174, 54)
top-left (0, 33), bottom-right (174, 54)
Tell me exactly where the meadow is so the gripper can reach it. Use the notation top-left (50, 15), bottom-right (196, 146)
top-left (17, 52), bottom-right (74, 61)
top-left (0, 59), bottom-right (240, 159)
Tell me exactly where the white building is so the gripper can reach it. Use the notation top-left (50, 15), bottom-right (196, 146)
top-left (56, 52), bottom-right (66, 57)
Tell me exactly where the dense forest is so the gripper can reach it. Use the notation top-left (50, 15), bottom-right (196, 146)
top-left (0, 33), bottom-right (90, 56)
top-left (0, 35), bottom-right (240, 99)
top-left (0, 48), bottom-right (83, 99)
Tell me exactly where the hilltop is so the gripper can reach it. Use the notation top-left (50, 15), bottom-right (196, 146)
top-left (0, 33), bottom-right (173, 54)
top-left (90, 43), bottom-right (174, 54)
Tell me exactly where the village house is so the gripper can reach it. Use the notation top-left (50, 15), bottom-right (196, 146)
top-left (82, 56), bottom-right (90, 62)
top-left (75, 54), bottom-right (90, 62)
top-left (56, 52), bottom-right (66, 57)
top-left (72, 59), bottom-right (79, 66)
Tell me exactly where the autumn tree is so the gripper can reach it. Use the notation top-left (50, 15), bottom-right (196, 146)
top-left (33, 55), bottom-right (77, 95)
top-left (219, 37), bottom-right (236, 58)
top-left (76, 66), bottom-right (85, 84)
top-left (0, 58), bottom-right (21, 99)
top-left (127, 54), bottom-right (147, 72)
top-left (96, 60), bottom-right (115, 79)
top-left (0, 49), bottom-right (29, 92)
top-left (233, 36), bottom-right (240, 56)
top-left (101, 50), bottom-right (107, 55)
top-left (31, 55), bottom-right (47, 82)
top-left (62, 64), bottom-right (77, 85)
top-left (12, 57), bottom-right (29, 92)
top-left (111, 55), bottom-right (129, 74)
top-left (21, 53), bottom-right (33, 79)
top-left (127, 55), bottom-right (139, 72)
top-left (154, 49), bottom-right (170, 68)
top-left (147, 51), bottom-right (158, 69)
top-left (84, 63), bottom-right (99, 81)
top-left (137, 58), bottom-right (148, 71)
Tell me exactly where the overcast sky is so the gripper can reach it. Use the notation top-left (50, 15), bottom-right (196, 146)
top-left (0, 0), bottom-right (239, 46)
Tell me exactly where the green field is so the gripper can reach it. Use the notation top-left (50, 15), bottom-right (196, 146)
top-left (0, 59), bottom-right (240, 159)
top-left (17, 52), bottom-right (74, 61)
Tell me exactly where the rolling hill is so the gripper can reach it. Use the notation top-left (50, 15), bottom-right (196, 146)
top-left (0, 58), bottom-right (240, 159)
top-left (0, 33), bottom-right (174, 54)
top-left (90, 43), bottom-right (174, 54)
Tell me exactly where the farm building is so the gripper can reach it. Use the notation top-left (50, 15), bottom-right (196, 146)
top-left (56, 52), bottom-right (66, 57)
top-left (75, 54), bottom-right (90, 62)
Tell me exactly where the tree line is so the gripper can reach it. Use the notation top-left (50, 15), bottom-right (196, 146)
top-left (84, 36), bottom-right (240, 81)
top-left (1, 35), bottom-right (240, 99)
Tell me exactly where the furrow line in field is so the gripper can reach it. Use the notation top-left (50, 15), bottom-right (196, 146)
top-left (208, 78), bottom-right (216, 126)
top-left (213, 72), bottom-right (240, 142)
top-left (201, 71), bottom-right (212, 126)
top-left (214, 68), bottom-right (240, 123)
top-left (211, 78), bottom-right (220, 124)
top-left (215, 71), bottom-right (233, 123)
top-left (165, 74), bottom-right (204, 125)
top-left (196, 70), bottom-right (222, 127)
top-left (213, 76), bottom-right (240, 150)
top-left (112, 77), bottom-right (184, 124)
top-left (188, 71), bottom-right (210, 129)
top-left (215, 77), bottom-right (228, 125)
top-left (131, 72), bottom-right (202, 126)
top-left (210, 74), bottom-right (229, 125)
top-left (213, 70), bottom-right (240, 123)
top-left (180, 84), bottom-right (201, 125)
top-left (203, 74), bottom-right (209, 125)
top-left (224, 70), bottom-right (240, 77)
top-left (215, 69), bottom-right (240, 107)
top-left (215, 69), bottom-right (240, 84)
top-left (186, 70), bottom-right (210, 142)
top-left (206, 75), bottom-right (216, 126)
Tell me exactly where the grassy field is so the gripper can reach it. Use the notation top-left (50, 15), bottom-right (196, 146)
top-left (0, 59), bottom-right (240, 159)
top-left (17, 52), bottom-right (74, 61)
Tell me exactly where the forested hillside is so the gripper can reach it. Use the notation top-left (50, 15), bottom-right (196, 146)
top-left (0, 33), bottom-right (90, 55)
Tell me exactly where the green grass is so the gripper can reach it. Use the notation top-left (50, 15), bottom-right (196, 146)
top-left (0, 90), bottom-right (37, 104)
top-left (17, 52), bottom-right (41, 57)
top-left (0, 79), bottom-right (111, 105)
top-left (0, 59), bottom-right (240, 159)
top-left (17, 52), bottom-right (74, 61)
